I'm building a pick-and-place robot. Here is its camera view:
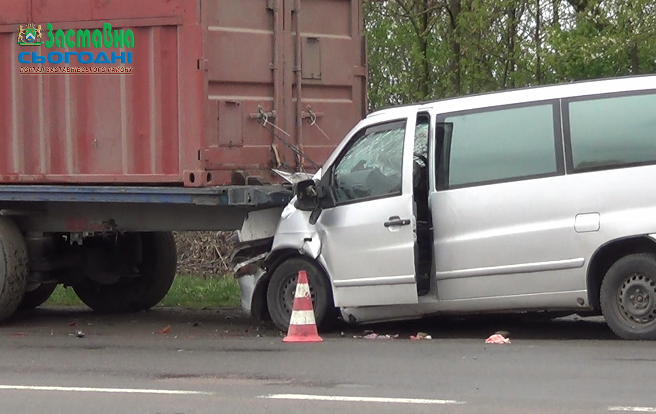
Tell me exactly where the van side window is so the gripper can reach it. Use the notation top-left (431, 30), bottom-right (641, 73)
top-left (440, 104), bottom-right (558, 188)
top-left (414, 120), bottom-right (429, 166)
top-left (568, 92), bottom-right (656, 171)
top-left (332, 119), bottom-right (406, 203)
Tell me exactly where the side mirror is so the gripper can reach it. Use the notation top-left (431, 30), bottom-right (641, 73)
top-left (309, 179), bottom-right (336, 224)
top-left (294, 179), bottom-right (320, 211)
top-left (317, 180), bottom-right (335, 209)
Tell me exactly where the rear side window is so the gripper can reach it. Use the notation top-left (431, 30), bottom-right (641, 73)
top-left (440, 103), bottom-right (559, 188)
top-left (567, 92), bottom-right (656, 171)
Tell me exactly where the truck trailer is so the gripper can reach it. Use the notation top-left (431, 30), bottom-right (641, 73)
top-left (0, 0), bottom-right (367, 321)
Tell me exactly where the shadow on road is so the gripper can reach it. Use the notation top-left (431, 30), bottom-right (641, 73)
top-left (335, 313), bottom-right (618, 341)
top-left (2, 306), bottom-right (618, 342)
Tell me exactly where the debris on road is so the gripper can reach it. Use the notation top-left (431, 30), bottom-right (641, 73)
top-left (155, 325), bottom-right (171, 334)
top-left (410, 332), bottom-right (432, 340)
top-left (69, 331), bottom-right (85, 338)
top-left (10, 332), bottom-right (28, 337)
top-left (485, 332), bottom-right (511, 344)
top-left (351, 331), bottom-right (400, 339)
top-left (68, 321), bottom-right (77, 327)
top-left (362, 333), bottom-right (399, 340)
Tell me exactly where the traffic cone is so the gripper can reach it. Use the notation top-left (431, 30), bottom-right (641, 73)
top-left (283, 270), bottom-right (323, 343)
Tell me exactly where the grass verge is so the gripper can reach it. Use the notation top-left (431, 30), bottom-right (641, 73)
top-left (46, 275), bottom-right (241, 308)
top-left (47, 285), bottom-right (83, 306)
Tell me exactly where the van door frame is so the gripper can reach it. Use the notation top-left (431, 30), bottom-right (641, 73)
top-left (314, 109), bottom-right (421, 308)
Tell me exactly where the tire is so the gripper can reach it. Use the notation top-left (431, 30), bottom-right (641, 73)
top-left (18, 283), bottom-right (58, 311)
top-left (0, 217), bottom-right (29, 322)
top-left (266, 257), bottom-right (334, 332)
top-left (73, 232), bottom-right (177, 313)
top-left (600, 253), bottom-right (656, 340)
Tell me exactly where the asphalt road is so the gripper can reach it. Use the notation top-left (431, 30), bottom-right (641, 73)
top-left (1, 306), bottom-right (655, 414)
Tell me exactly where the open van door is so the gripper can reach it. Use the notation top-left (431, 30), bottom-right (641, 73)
top-left (314, 112), bottom-right (420, 308)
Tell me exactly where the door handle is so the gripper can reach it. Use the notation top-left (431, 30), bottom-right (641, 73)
top-left (384, 216), bottom-right (411, 227)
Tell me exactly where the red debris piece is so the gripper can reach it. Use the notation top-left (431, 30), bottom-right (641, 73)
top-left (485, 334), bottom-right (511, 344)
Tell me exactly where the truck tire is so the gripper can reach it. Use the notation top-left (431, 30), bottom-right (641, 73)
top-left (18, 283), bottom-right (58, 311)
top-left (0, 217), bottom-right (29, 322)
top-left (73, 232), bottom-right (177, 313)
top-left (266, 257), bottom-right (335, 332)
top-left (600, 253), bottom-right (656, 340)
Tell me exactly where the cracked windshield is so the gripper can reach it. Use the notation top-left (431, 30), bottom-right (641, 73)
top-left (333, 121), bottom-right (406, 202)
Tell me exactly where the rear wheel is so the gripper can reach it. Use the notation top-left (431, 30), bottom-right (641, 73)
top-left (266, 257), bottom-right (334, 332)
top-left (18, 283), bottom-right (57, 310)
top-left (600, 253), bottom-right (656, 340)
top-left (0, 217), bottom-right (29, 321)
top-left (73, 232), bottom-right (177, 313)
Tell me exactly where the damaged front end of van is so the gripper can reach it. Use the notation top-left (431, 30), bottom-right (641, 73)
top-left (230, 173), bottom-right (324, 321)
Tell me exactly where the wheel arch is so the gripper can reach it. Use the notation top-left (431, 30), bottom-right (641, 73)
top-left (250, 248), bottom-right (333, 321)
top-left (587, 235), bottom-right (656, 312)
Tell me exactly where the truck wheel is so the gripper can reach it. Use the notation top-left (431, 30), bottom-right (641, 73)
top-left (266, 257), bottom-right (334, 332)
top-left (18, 283), bottom-right (58, 310)
top-left (0, 217), bottom-right (29, 321)
top-left (600, 253), bottom-right (656, 340)
top-left (73, 232), bottom-right (177, 313)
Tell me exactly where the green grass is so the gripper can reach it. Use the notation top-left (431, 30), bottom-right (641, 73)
top-left (45, 275), bottom-right (241, 308)
top-left (47, 285), bottom-right (83, 306)
top-left (160, 275), bottom-right (240, 308)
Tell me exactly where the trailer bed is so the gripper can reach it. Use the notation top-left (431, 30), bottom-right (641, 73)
top-left (0, 184), bottom-right (292, 233)
top-left (0, 184), bottom-right (292, 208)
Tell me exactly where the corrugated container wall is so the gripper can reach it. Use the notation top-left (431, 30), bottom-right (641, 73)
top-left (0, 0), bottom-right (367, 187)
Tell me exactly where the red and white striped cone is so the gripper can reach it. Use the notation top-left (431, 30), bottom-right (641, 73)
top-left (282, 270), bottom-right (323, 343)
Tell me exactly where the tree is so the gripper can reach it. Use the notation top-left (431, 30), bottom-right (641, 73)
top-left (364, 0), bottom-right (656, 110)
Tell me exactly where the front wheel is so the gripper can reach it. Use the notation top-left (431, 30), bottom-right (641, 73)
top-left (266, 257), bottom-right (334, 332)
top-left (600, 253), bottom-right (656, 340)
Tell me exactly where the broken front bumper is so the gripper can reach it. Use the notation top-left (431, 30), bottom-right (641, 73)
top-left (232, 252), bottom-right (268, 316)
top-left (236, 268), bottom-right (266, 316)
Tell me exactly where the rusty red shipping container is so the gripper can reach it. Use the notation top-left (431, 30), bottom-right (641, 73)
top-left (0, 0), bottom-right (367, 187)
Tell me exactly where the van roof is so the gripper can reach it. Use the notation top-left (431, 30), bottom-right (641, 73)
top-left (366, 74), bottom-right (656, 118)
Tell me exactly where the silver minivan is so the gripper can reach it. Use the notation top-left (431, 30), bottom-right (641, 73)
top-left (234, 75), bottom-right (656, 340)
